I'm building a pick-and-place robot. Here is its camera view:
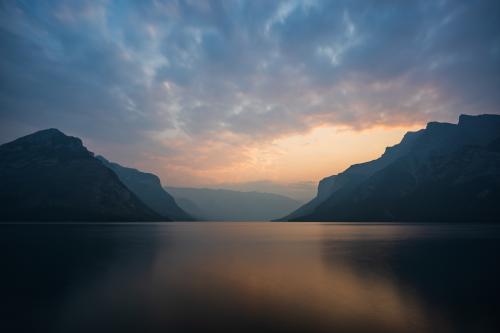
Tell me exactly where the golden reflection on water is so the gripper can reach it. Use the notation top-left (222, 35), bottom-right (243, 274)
top-left (58, 223), bottom-right (452, 333)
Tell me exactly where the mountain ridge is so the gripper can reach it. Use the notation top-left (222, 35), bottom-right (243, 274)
top-left (279, 114), bottom-right (500, 222)
top-left (166, 186), bottom-right (302, 221)
top-left (0, 129), bottom-right (166, 222)
top-left (97, 156), bottom-right (193, 221)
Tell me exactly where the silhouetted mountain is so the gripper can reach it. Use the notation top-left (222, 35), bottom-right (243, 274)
top-left (165, 187), bottom-right (302, 221)
top-left (97, 156), bottom-right (193, 221)
top-left (280, 114), bottom-right (500, 222)
top-left (0, 129), bottom-right (164, 221)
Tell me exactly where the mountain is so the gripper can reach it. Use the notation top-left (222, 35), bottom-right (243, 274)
top-left (280, 114), bottom-right (500, 222)
top-left (0, 129), bottom-right (164, 222)
top-left (165, 187), bottom-right (302, 221)
top-left (97, 156), bottom-right (193, 221)
top-left (208, 180), bottom-right (317, 202)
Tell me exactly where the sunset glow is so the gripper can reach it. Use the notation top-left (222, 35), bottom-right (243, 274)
top-left (1, 0), bottom-right (499, 194)
top-left (135, 124), bottom-right (423, 189)
top-left (2, 1), bottom-right (500, 332)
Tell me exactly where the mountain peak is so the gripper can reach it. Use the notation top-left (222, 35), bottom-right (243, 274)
top-left (5, 128), bottom-right (82, 146)
top-left (425, 121), bottom-right (456, 131)
top-left (20, 128), bottom-right (73, 142)
top-left (0, 128), bottom-right (92, 161)
top-left (34, 128), bottom-right (65, 136)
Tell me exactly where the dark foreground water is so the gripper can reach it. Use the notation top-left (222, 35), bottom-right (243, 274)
top-left (1, 223), bottom-right (500, 333)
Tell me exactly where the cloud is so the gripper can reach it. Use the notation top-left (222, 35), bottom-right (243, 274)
top-left (1, 0), bottom-right (499, 186)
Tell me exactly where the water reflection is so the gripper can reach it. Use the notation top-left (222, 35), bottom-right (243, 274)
top-left (1, 223), bottom-right (499, 332)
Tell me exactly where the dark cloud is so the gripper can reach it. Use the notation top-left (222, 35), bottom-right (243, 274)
top-left (1, 0), bottom-right (499, 184)
top-left (0, 0), bottom-right (173, 145)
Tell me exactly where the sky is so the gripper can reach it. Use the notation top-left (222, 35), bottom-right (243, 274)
top-left (1, 0), bottom-right (499, 201)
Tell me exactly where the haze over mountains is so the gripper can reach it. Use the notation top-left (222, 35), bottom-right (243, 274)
top-left (280, 114), bottom-right (500, 222)
top-left (208, 181), bottom-right (316, 203)
top-left (166, 187), bottom-right (301, 221)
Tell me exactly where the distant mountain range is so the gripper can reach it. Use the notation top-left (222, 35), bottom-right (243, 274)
top-left (207, 180), bottom-right (317, 202)
top-left (165, 187), bottom-right (302, 221)
top-left (279, 114), bottom-right (500, 222)
top-left (0, 129), bottom-right (189, 222)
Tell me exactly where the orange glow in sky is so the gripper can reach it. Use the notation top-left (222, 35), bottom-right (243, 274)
top-left (246, 124), bottom-right (424, 183)
top-left (141, 123), bottom-right (424, 189)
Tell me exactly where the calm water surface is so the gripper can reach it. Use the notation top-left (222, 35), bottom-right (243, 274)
top-left (1, 222), bottom-right (500, 333)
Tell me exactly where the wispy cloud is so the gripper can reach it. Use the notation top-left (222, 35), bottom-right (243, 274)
top-left (1, 0), bottom-right (499, 186)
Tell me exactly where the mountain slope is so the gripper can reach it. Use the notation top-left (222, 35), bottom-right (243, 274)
top-left (165, 187), bottom-right (302, 221)
top-left (0, 129), bottom-right (164, 222)
top-left (281, 128), bottom-right (424, 220)
top-left (97, 156), bottom-right (193, 221)
top-left (281, 114), bottom-right (500, 222)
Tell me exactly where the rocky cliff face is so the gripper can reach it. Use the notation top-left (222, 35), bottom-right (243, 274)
top-left (97, 156), bottom-right (193, 221)
top-left (0, 129), bottom-right (164, 221)
top-left (281, 114), bottom-right (500, 222)
top-left (281, 125), bottom-right (424, 221)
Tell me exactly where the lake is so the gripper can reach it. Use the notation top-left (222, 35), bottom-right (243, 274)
top-left (1, 222), bottom-right (500, 333)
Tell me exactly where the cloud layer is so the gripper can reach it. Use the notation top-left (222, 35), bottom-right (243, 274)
top-left (1, 0), bottom-right (500, 187)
